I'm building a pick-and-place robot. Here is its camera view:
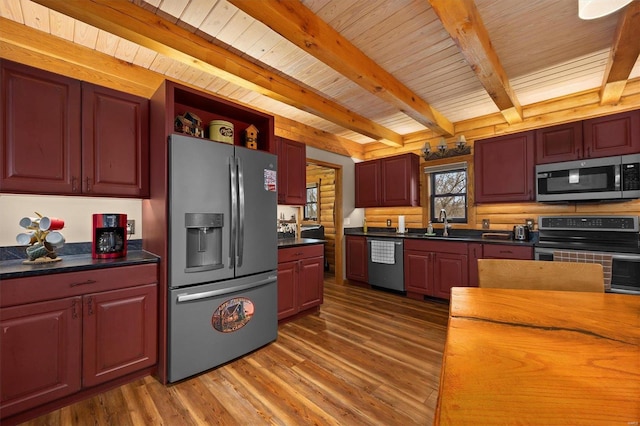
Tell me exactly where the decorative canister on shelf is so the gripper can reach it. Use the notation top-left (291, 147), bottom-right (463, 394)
top-left (244, 124), bottom-right (258, 149)
top-left (208, 120), bottom-right (234, 144)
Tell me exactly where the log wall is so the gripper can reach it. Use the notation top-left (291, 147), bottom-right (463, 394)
top-left (306, 164), bottom-right (336, 272)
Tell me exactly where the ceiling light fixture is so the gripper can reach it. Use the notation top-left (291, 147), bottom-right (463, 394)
top-left (578, 0), bottom-right (633, 20)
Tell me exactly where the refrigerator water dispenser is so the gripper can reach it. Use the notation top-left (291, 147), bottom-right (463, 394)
top-left (185, 213), bottom-right (223, 272)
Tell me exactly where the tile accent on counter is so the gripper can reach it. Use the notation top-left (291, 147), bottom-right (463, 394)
top-left (553, 250), bottom-right (613, 290)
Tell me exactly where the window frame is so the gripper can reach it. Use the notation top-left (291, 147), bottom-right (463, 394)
top-left (427, 165), bottom-right (468, 224)
top-left (304, 182), bottom-right (319, 222)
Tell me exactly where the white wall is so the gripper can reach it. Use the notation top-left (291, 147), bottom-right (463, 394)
top-left (306, 146), bottom-right (364, 229)
top-left (0, 194), bottom-right (142, 246)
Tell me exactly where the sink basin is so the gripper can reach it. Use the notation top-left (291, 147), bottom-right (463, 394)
top-left (481, 232), bottom-right (512, 241)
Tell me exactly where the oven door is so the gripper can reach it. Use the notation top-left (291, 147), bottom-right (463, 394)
top-left (536, 157), bottom-right (621, 202)
top-left (535, 247), bottom-right (640, 295)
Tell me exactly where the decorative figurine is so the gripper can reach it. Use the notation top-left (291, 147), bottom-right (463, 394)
top-left (244, 124), bottom-right (258, 149)
top-left (175, 111), bottom-right (204, 137)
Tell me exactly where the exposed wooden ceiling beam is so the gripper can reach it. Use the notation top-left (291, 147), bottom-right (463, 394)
top-left (429, 0), bottom-right (523, 124)
top-left (32, 0), bottom-right (404, 147)
top-left (0, 18), bottom-right (366, 159)
top-left (599, 0), bottom-right (640, 105)
top-left (0, 17), bottom-right (160, 98)
top-left (227, 0), bottom-right (454, 137)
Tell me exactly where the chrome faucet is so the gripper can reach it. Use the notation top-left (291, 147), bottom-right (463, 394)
top-left (439, 208), bottom-right (449, 237)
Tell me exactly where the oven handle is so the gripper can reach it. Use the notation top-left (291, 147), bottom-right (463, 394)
top-left (176, 275), bottom-right (277, 303)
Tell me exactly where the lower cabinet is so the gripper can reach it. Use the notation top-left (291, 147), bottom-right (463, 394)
top-left (0, 264), bottom-right (157, 421)
top-left (404, 240), bottom-right (469, 300)
top-left (345, 235), bottom-right (368, 283)
top-left (468, 243), bottom-right (534, 287)
top-left (277, 244), bottom-right (324, 320)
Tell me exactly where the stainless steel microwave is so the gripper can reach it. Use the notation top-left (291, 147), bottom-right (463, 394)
top-left (536, 154), bottom-right (640, 202)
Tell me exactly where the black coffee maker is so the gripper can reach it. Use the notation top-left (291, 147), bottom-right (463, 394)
top-left (92, 213), bottom-right (127, 259)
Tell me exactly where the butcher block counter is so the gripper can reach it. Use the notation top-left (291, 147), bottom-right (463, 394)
top-left (434, 287), bottom-right (640, 426)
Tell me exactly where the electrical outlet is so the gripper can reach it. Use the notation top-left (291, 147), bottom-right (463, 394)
top-left (127, 219), bottom-right (135, 235)
top-left (386, 219), bottom-right (392, 227)
top-left (482, 219), bottom-right (490, 229)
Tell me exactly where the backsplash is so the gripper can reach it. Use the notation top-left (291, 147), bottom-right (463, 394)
top-left (0, 194), bottom-right (142, 246)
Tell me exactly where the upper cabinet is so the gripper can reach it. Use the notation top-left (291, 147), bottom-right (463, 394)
top-left (355, 160), bottom-right (382, 207)
top-left (81, 83), bottom-right (149, 197)
top-left (536, 110), bottom-right (640, 164)
top-left (535, 122), bottom-right (583, 164)
top-left (0, 60), bottom-right (149, 197)
top-left (355, 153), bottom-right (420, 208)
top-left (474, 131), bottom-right (535, 203)
top-left (583, 110), bottom-right (640, 158)
top-left (277, 137), bottom-right (306, 205)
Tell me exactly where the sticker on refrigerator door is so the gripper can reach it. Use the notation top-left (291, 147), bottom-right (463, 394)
top-left (264, 169), bottom-right (277, 192)
top-left (211, 297), bottom-right (255, 333)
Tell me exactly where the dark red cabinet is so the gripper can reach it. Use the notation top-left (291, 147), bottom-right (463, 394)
top-left (277, 244), bottom-right (324, 320)
top-left (355, 153), bottom-right (419, 207)
top-left (82, 284), bottom-right (157, 388)
top-left (82, 83), bottom-right (149, 197)
top-left (0, 60), bottom-right (149, 197)
top-left (536, 110), bottom-right (640, 164)
top-left (1, 60), bottom-right (82, 194)
top-left (0, 297), bottom-right (82, 419)
top-left (535, 122), bottom-right (583, 164)
top-left (474, 131), bottom-right (535, 203)
top-left (404, 239), bottom-right (468, 300)
top-left (381, 153), bottom-right (420, 206)
top-left (355, 160), bottom-right (382, 207)
top-left (345, 235), bottom-right (368, 283)
top-left (277, 137), bottom-right (306, 205)
top-left (276, 261), bottom-right (298, 319)
top-left (0, 264), bottom-right (158, 422)
top-left (583, 110), bottom-right (640, 158)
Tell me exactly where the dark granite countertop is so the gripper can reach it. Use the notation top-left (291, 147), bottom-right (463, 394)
top-left (277, 238), bottom-right (326, 248)
top-left (344, 227), bottom-right (537, 247)
top-left (0, 250), bottom-right (159, 280)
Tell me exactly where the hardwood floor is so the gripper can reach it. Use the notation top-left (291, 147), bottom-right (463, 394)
top-left (20, 276), bottom-right (449, 425)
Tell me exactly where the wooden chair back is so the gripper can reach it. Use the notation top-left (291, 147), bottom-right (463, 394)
top-left (477, 259), bottom-right (604, 292)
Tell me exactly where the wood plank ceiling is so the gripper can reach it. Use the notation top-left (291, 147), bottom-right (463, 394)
top-left (1, 0), bottom-right (639, 148)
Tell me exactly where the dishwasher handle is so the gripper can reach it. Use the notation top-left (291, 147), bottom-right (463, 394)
top-left (366, 238), bottom-right (403, 245)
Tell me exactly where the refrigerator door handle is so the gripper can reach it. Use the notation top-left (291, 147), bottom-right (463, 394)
top-left (176, 275), bottom-right (278, 302)
top-left (237, 156), bottom-right (245, 268)
top-left (229, 157), bottom-right (237, 269)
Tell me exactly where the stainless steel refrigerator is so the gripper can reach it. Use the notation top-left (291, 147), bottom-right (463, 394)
top-left (167, 134), bottom-right (278, 382)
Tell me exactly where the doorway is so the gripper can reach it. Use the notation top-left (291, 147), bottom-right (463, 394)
top-left (304, 160), bottom-right (344, 284)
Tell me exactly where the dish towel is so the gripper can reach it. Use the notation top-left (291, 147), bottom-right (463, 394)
top-left (553, 250), bottom-right (613, 290)
top-left (371, 240), bottom-right (395, 264)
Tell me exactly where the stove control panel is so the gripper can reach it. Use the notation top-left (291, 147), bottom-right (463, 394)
top-left (539, 216), bottom-right (639, 232)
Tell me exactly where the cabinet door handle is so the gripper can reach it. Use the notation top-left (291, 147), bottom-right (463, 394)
top-left (72, 176), bottom-right (79, 192)
top-left (87, 296), bottom-right (94, 316)
top-left (70, 279), bottom-right (97, 287)
top-left (85, 177), bottom-right (92, 192)
top-left (72, 299), bottom-right (79, 319)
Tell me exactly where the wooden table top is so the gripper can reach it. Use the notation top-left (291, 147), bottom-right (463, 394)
top-left (434, 287), bottom-right (640, 425)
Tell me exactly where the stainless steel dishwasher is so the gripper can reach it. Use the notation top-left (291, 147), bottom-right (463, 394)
top-left (367, 237), bottom-right (404, 291)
